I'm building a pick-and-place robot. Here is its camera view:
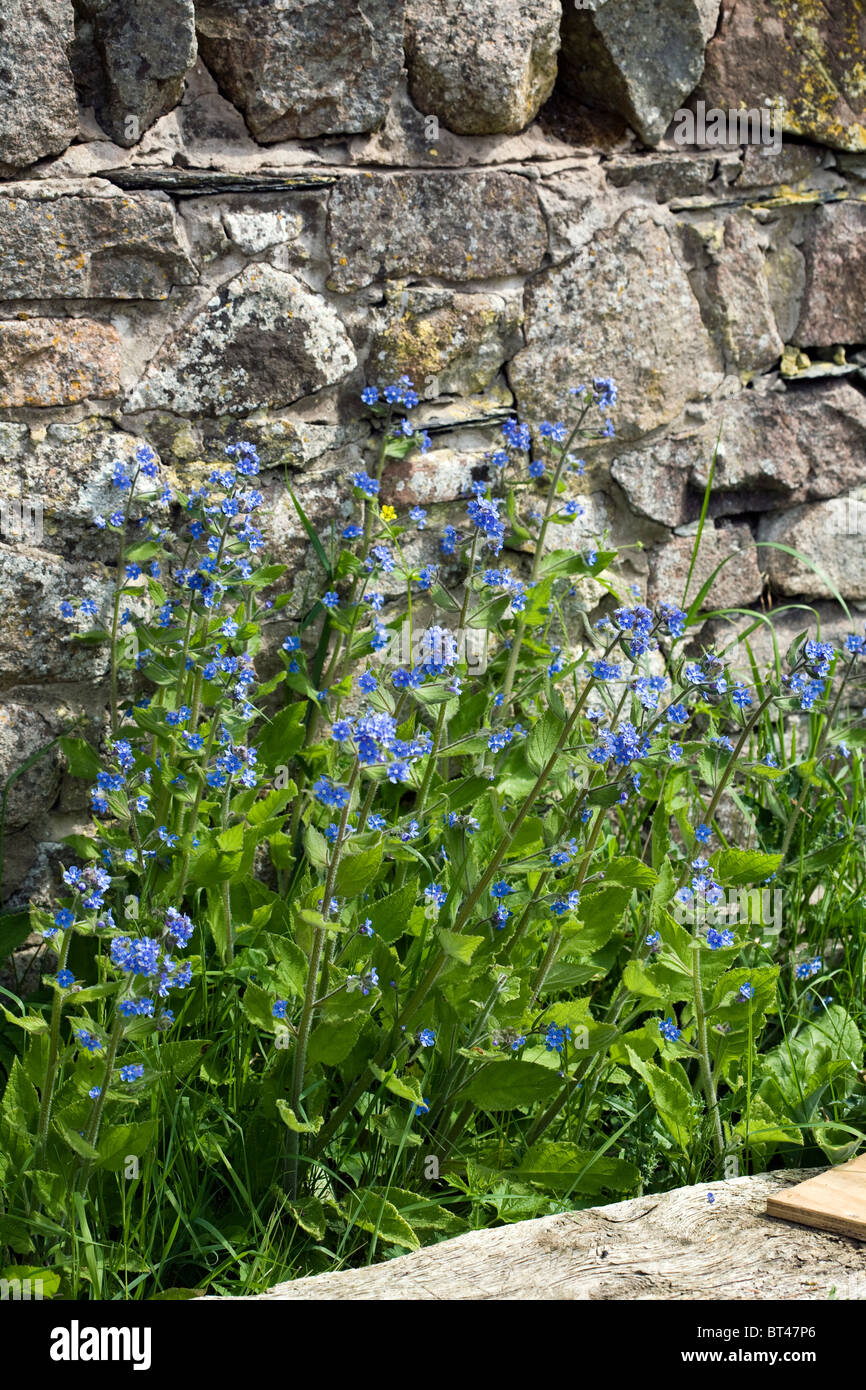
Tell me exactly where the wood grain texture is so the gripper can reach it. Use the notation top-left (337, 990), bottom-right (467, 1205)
top-left (202, 1168), bottom-right (866, 1301)
top-left (766, 1155), bottom-right (866, 1240)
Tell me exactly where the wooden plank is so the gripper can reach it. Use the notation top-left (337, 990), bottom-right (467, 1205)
top-left (200, 1168), bottom-right (866, 1301)
top-left (766, 1154), bottom-right (866, 1240)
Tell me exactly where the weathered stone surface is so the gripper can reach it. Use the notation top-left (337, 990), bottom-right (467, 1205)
top-left (701, 0), bottom-right (866, 153)
top-left (0, 544), bottom-right (112, 687)
top-left (606, 152), bottom-right (719, 200)
top-left (692, 382), bottom-right (866, 505)
top-left (138, 411), bottom-right (358, 478)
top-left (794, 201), bottom-right (866, 346)
top-left (0, 422), bottom-right (165, 554)
top-left (0, 182), bottom-right (197, 300)
top-left (736, 142), bottom-right (829, 190)
top-left (509, 209), bottom-right (723, 441)
top-left (405, 0), bottom-right (560, 137)
top-left (0, 0), bottom-right (78, 170)
top-left (195, 0), bottom-right (404, 141)
top-left (326, 173), bottom-right (547, 292)
top-left (560, 0), bottom-right (722, 146)
top-left (649, 520), bottom-right (762, 609)
top-left (0, 703), bottom-right (63, 833)
top-left (128, 263), bottom-right (357, 415)
top-left (686, 213), bottom-right (784, 374)
top-left (370, 287), bottom-right (523, 399)
top-left (613, 381), bottom-right (866, 527)
top-left (380, 446), bottom-right (481, 509)
top-left (611, 433), bottom-right (705, 529)
top-left (73, 0), bottom-right (197, 147)
top-left (758, 492), bottom-right (866, 599)
top-left (535, 166), bottom-right (618, 264)
top-left (0, 319), bottom-right (121, 407)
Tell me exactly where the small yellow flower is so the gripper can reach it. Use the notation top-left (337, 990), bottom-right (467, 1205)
top-left (381, 505), bottom-right (397, 522)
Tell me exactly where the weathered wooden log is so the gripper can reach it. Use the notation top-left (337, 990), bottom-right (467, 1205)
top-left (218, 1168), bottom-right (866, 1300)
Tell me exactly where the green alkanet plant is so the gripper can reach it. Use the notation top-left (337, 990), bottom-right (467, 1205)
top-left (0, 376), bottom-right (863, 1296)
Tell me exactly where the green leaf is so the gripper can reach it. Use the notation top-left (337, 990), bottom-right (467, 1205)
top-left (334, 840), bottom-right (382, 898)
top-left (257, 704), bottom-right (306, 770)
top-left (149, 1040), bottom-right (209, 1080)
top-left (369, 1186), bottom-right (467, 1237)
top-left (430, 584), bottom-right (460, 611)
top-left (626, 1050), bottom-right (694, 1148)
top-left (568, 885), bottom-right (632, 955)
top-left (0, 1265), bottom-right (60, 1296)
top-left (0, 911), bottom-right (32, 960)
top-left (515, 1142), bottom-right (640, 1197)
top-left (364, 882), bottom-right (419, 944)
top-left (622, 960), bottom-right (665, 1000)
top-left (60, 1127), bottom-right (100, 1161)
top-left (240, 982), bottom-right (281, 1033)
top-left (1, 1006), bottom-right (48, 1035)
top-left (1, 1058), bottom-right (39, 1130)
top-left (288, 1196), bottom-right (327, 1240)
top-left (304, 823), bottom-right (329, 870)
top-left (459, 1061), bottom-right (560, 1111)
top-left (712, 849), bottom-right (782, 886)
top-left (370, 1064), bottom-right (425, 1105)
top-left (341, 1189), bottom-right (420, 1250)
top-left (59, 736), bottom-right (101, 780)
top-left (437, 929), bottom-right (484, 965)
top-left (97, 1121), bottom-right (157, 1171)
top-left (0, 1218), bottom-right (35, 1255)
top-left (525, 710), bottom-right (566, 775)
top-left (263, 933), bottom-right (308, 999)
top-left (276, 1101), bottom-right (323, 1134)
top-left (466, 593), bottom-right (511, 630)
top-left (307, 1014), bottom-right (366, 1065)
top-left (600, 856), bottom-right (658, 889)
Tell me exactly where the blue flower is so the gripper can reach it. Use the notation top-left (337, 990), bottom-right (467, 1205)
top-left (659, 1017), bottom-right (681, 1043)
top-left (56, 969), bottom-right (75, 988)
top-left (795, 956), bottom-right (822, 980)
top-left (425, 883), bottom-right (447, 909)
top-left (418, 1029), bottom-right (436, 1048)
top-left (544, 1021), bottom-right (573, 1053)
top-left (120, 1064), bottom-right (144, 1083)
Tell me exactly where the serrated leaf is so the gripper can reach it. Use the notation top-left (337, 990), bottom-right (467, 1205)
top-left (526, 710), bottom-right (566, 775)
top-left (712, 849), bottom-right (782, 886)
top-left (342, 1189), bottom-right (420, 1250)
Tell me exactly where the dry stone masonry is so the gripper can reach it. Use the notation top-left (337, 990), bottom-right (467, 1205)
top-left (2, 0), bottom-right (866, 918)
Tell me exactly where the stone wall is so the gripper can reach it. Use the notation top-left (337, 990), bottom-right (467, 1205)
top-left (2, 0), bottom-right (866, 908)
